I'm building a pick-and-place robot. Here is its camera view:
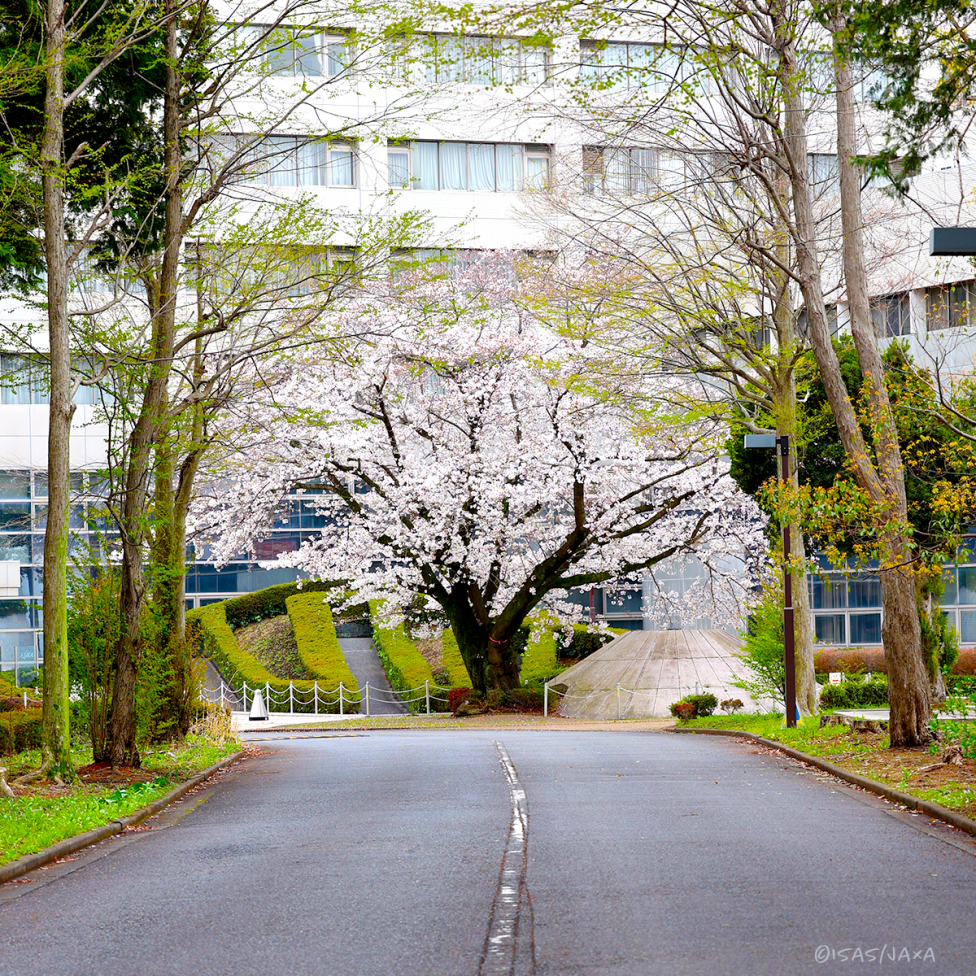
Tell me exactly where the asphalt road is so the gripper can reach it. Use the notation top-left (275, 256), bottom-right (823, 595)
top-left (2, 731), bottom-right (975, 976)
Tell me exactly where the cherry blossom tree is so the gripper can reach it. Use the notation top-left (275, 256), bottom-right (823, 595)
top-left (199, 260), bottom-right (767, 692)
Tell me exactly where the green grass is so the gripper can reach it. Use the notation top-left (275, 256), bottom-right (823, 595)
top-left (0, 778), bottom-right (176, 867)
top-left (678, 714), bottom-right (884, 757)
top-left (0, 736), bottom-right (239, 868)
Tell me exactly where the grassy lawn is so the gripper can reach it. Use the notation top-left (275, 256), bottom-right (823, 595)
top-left (1, 735), bottom-right (239, 869)
top-left (678, 714), bottom-right (976, 819)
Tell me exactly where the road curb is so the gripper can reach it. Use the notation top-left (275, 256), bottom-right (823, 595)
top-left (0, 750), bottom-right (245, 885)
top-left (673, 727), bottom-right (976, 839)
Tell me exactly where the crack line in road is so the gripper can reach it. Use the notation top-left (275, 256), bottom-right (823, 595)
top-left (479, 741), bottom-right (535, 976)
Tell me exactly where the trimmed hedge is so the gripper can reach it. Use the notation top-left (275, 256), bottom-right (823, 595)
top-left (369, 602), bottom-right (446, 711)
top-left (0, 708), bottom-right (42, 754)
top-left (820, 676), bottom-right (889, 709)
top-left (188, 602), bottom-right (352, 713)
top-left (222, 580), bottom-right (341, 629)
top-left (286, 594), bottom-right (359, 696)
top-left (441, 629), bottom-right (472, 687)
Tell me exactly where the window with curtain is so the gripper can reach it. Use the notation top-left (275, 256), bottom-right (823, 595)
top-left (440, 142), bottom-right (467, 190)
top-left (395, 33), bottom-right (549, 85)
top-left (389, 141), bottom-right (548, 192)
top-left (468, 144), bottom-right (496, 191)
top-left (580, 40), bottom-right (685, 91)
top-left (247, 136), bottom-right (354, 187)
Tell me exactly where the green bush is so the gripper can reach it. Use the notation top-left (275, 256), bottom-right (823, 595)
top-left (188, 602), bottom-right (349, 713)
top-left (820, 676), bottom-right (889, 709)
top-left (441, 629), bottom-right (472, 687)
top-left (223, 580), bottom-right (340, 629)
top-left (286, 594), bottom-right (359, 698)
top-left (683, 693), bottom-right (718, 717)
top-left (519, 622), bottom-right (560, 684)
top-left (0, 708), bottom-right (42, 754)
top-left (369, 602), bottom-right (444, 711)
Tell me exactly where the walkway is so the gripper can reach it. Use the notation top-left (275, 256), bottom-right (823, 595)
top-left (338, 637), bottom-right (405, 715)
top-left (553, 628), bottom-right (766, 719)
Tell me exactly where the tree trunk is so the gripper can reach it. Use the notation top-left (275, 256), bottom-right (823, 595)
top-left (39, 0), bottom-right (76, 782)
top-left (442, 588), bottom-right (521, 694)
top-left (883, 535), bottom-right (933, 745)
top-left (832, 23), bottom-right (929, 745)
top-left (774, 14), bottom-right (930, 744)
top-left (108, 0), bottom-right (183, 764)
top-left (152, 424), bottom-right (196, 738)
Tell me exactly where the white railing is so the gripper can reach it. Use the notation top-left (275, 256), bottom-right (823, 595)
top-left (202, 678), bottom-right (452, 717)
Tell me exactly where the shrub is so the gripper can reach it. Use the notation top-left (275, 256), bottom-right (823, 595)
top-left (441, 629), bottom-right (473, 687)
top-left (684, 693), bottom-right (718, 717)
top-left (557, 624), bottom-right (627, 659)
top-left (286, 594), bottom-right (359, 699)
top-left (720, 698), bottom-right (744, 714)
top-left (187, 602), bottom-right (347, 713)
top-left (819, 676), bottom-right (889, 709)
top-left (0, 708), bottom-right (42, 754)
top-left (519, 622), bottom-right (560, 684)
top-left (369, 602), bottom-right (445, 711)
top-left (670, 701), bottom-right (697, 720)
top-left (449, 687), bottom-right (471, 712)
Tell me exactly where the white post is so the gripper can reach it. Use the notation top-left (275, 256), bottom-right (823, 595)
top-left (544, 682), bottom-right (548, 718)
top-left (289, 682), bottom-right (294, 714)
top-left (425, 679), bottom-right (430, 715)
top-left (339, 682), bottom-right (344, 717)
top-left (23, 691), bottom-right (27, 709)
top-left (314, 681), bottom-right (319, 715)
top-left (265, 682), bottom-right (270, 715)
top-left (243, 681), bottom-right (249, 712)
top-left (616, 683), bottom-right (621, 720)
top-left (365, 682), bottom-right (370, 717)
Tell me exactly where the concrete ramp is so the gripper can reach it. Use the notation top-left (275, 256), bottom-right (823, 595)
top-left (551, 629), bottom-right (764, 719)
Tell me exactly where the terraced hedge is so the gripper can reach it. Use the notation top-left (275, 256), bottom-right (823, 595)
top-left (369, 602), bottom-right (448, 711)
top-left (286, 593), bottom-right (359, 697)
top-left (188, 601), bottom-right (353, 713)
top-left (222, 580), bottom-right (340, 628)
top-left (441, 629), bottom-right (472, 687)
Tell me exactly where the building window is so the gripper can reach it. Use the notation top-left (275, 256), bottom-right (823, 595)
top-left (579, 40), bottom-right (713, 93)
top-left (236, 26), bottom-right (351, 78)
top-left (390, 34), bottom-right (549, 86)
top-left (388, 141), bottom-right (549, 192)
top-left (870, 293), bottom-right (911, 338)
top-left (246, 137), bottom-right (355, 187)
top-left (926, 281), bottom-right (976, 332)
top-left (808, 153), bottom-right (839, 191)
top-left (796, 304), bottom-right (840, 340)
top-left (583, 146), bottom-right (661, 195)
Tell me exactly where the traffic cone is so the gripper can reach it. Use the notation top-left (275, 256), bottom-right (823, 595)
top-left (250, 688), bottom-right (269, 721)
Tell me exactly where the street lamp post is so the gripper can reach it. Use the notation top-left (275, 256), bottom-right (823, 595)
top-left (744, 432), bottom-right (797, 727)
